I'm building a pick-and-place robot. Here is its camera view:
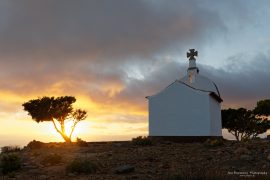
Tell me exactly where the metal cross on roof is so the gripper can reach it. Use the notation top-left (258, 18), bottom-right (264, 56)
top-left (187, 49), bottom-right (198, 60)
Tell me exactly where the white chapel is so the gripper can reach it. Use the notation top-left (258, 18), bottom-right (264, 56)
top-left (146, 49), bottom-right (222, 140)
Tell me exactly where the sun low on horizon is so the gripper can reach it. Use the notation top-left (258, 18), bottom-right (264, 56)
top-left (1, 0), bottom-right (270, 147)
top-left (0, 91), bottom-right (148, 146)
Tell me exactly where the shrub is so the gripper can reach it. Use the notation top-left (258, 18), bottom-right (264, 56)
top-left (27, 140), bottom-right (44, 149)
top-left (1, 146), bottom-right (21, 154)
top-left (0, 153), bottom-right (21, 174)
top-left (204, 138), bottom-right (224, 147)
top-left (42, 153), bottom-right (62, 166)
top-left (66, 157), bottom-right (98, 174)
top-left (32, 152), bottom-right (41, 157)
top-left (132, 136), bottom-right (153, 146)
top-left (7, 171), bottom-right (16, 178)
top-left (242, 137), bottom-right (251, 143)
top-left (76, 137), bottom-right (88, 147)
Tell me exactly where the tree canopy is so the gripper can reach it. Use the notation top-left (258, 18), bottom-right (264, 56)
top-left (222, 100), bottom-right (270, 141)
top-left (253, 99), bottom-right (270, 117)
top-left (23, 96), bottom-right (87, 143)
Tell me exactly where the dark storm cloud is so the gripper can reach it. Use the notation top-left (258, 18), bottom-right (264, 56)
top-left (0, 0), bottom-right (266, 116)
top-left (0, 0), bottom-right (225, 95)
top-left (0, 0), bottom-right (224, 62)
top-left (204, 53), bottom-right (270, 109)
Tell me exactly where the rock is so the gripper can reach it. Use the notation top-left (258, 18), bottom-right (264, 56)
top-left (146, 156), bottom-right (154, 162)
top-left (67, 173), bottom-right (76, 177)
top-left (115, 165), bottom-right (135, 174)
top-left (28, 169), bottom-right (42, 175)
top-left (24, 165), bottom-right (38, 169)
top-left (267, 154), bottom-right (270, 161)
top-left (240, 154), bottom-right (252, 161)
top-left (146, 170), bottom-right (154, 174)
top-left (234, 147), bottom-right (250, 155)
top-left (39, 175), bottom-right (48, 179)
top-left (216, 151), bottom-right (223, 156)
top-left (130, 175), bottom-right (139, 179)
top-left (22, 162), bottom-right (30, 166)
top-left (159, 163), bottom-right (170, 169)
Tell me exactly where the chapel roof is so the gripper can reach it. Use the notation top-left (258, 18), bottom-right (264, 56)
top-left (146, 79), bottom-right (223, 103)
top-left (146, 49), bottom-right (222, 103)
top-left (179, 74), bottom-right (221, 98)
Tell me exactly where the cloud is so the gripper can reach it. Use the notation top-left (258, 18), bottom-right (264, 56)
top-left (106, 52), bottom-right (270, 112)
top-left (208, 52), bottom-right (270, 109)
top-left (0, 0), bottom-right (269, 125)
top-left (0, 0), bottom-right (225, 113)
top-left (0, 0), bottom-right (226, 72)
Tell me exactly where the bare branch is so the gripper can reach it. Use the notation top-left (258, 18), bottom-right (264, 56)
top-left (69, 109), bottom-right (87, 140)
top-left (69, 121), bottom-right (79, 139)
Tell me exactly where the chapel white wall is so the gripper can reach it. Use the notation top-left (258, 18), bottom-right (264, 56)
top-left (148, 82), bottom-right (211, 136)
top-left (209, 96), bottom-right (222, 136)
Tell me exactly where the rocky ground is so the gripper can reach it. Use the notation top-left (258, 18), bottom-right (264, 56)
top-left (0, 138), bottom-right (270, 179)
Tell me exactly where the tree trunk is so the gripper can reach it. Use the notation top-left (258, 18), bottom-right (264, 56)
top-left (234, 131), bottom-right (240, 141)
top-left (60, 133), bottom-right (71, 143)
top-left (52, 119), bottom-right (71, 143)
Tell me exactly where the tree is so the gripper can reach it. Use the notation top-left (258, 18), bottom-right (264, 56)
top-left (22, 96), bottom-right (87, 143)
top-left (254, 99), bottom-right (270, 117)
top-left (222, 108), bottom-right (270, 141)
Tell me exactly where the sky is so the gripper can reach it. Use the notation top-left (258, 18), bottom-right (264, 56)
top-left (0, 0), bottom-right (270, 146)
